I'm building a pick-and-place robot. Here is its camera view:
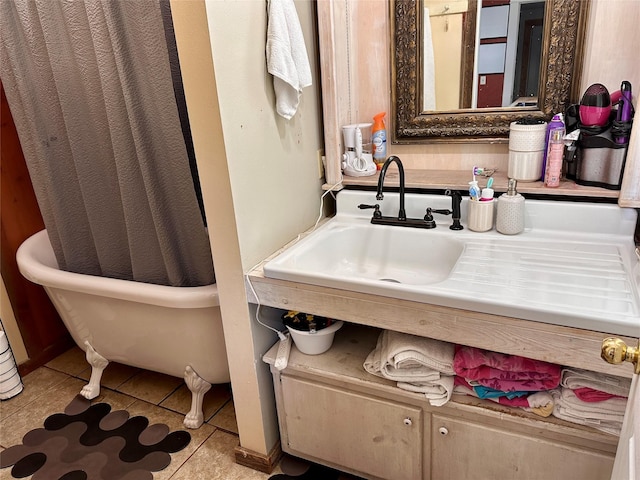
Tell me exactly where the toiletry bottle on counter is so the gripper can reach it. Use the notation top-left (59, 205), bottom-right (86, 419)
top-left (542, 114), bottom-right (564, 180)
top-left (372, 112), bottom-right (387, 170)
top-left (544, 128), bottom-right (564, 187)
top-left (496, 178), bottom-right (525, 235)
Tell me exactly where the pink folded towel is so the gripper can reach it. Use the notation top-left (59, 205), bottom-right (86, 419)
top-left (453, 345), bottom-right (561, 392)
top-left (573, 387), bottom-right (626, 403)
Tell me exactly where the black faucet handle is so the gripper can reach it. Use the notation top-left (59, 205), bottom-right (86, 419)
top-left (423, 208), bottom-right (437, 228)
top-left (358, 203), bottom-right (382, 219)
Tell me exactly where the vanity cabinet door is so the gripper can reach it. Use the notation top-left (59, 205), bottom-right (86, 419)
top-left (431, 414), bottom-right (614, 480)
top-left (280, 376), bottom-right (423, 480)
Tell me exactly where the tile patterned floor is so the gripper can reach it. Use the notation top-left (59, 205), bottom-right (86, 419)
top-left (0, 346), bottom-right (277, 480)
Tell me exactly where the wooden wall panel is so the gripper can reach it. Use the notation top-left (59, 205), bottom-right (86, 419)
top-left (1, 82), bottom-right (73, 375)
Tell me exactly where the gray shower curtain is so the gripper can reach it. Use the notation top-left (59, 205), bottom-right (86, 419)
top-left (0, 0), bottom-right (214, 287)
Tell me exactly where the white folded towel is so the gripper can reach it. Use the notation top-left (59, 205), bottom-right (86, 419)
top-left (551, 388), bottom-right (627, 435)
top-left (382, 330), bottom-right (456, 375)
top-left (398, 376), bottom-right (455, 407)
top-left (364, 330), bottom-right (456, 406)
top-left (364, 333), bottom-right (442, 382)
top-left (266, 0), bottom-right (312, 119)
top-left (560, 367), bottom-right (632, 397)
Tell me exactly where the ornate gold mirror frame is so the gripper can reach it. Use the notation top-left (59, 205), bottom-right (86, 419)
top-left (392, 0), bottom-right (590, 143)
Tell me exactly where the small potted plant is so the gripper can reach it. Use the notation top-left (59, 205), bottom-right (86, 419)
top-left (282, 311), bottom-right (344, 355)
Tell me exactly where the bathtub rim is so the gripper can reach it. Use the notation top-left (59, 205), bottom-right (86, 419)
top-left (16, 230), bottom-right (219, 309)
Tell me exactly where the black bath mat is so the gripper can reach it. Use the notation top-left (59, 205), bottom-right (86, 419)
top-left (0, 395), bottom-right (190, 480)
top-left (269, 454), bottom-right (364, 480)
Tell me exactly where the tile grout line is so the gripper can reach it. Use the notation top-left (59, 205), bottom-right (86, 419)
top-left (0, 366), bottom-right (73, 423)
top-left (157, 382), bottom-right (185, 407)
top-left (167, 426), bottom-right (219, 479)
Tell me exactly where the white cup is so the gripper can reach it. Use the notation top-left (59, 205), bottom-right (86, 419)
top-left (467, 199), bottom-right (495, 232)
top-left (508, 121), bottom-right (547, 182)
top-left (508, 150), bottom-right (544, 182)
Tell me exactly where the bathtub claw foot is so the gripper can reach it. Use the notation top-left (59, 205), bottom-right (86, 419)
top-left (82, 341), bottom-right (109, 400)
top-left (184, 365), bottom-right (211, 429)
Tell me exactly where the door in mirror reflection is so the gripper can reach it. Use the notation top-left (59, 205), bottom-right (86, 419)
top-left (510, 2), bottom-right (544, 104)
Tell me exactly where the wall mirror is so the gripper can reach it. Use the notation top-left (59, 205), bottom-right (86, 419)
top-left (392, 0), bottom-right (589, 143)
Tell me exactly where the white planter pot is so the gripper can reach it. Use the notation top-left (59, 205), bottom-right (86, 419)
top-left (286, 320), bottom-right (344, 355)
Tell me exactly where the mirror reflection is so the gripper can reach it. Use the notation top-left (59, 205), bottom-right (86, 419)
top-left (393, 0), bottom-right (587, 142)
top-left (423, 0), bottom-right (545, 112)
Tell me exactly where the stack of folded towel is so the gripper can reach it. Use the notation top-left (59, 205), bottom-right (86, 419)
top-left (364, 330), bottom-right (455, 406)
top-left (452, 345), bottom-right (561, 417)
top-left (363, 332), bottom-right (631, 433)
top-left (551, 367), bottom-right (631, 435)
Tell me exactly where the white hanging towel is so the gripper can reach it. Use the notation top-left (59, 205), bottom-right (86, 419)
top-left (266, 0), bottom-right (312, 119)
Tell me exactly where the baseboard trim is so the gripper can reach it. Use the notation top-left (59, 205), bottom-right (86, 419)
top-left (234, 441), bottom-right (282, 474)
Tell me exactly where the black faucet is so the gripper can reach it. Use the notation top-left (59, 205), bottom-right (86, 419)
top-left (359, 156), bottom-right (441, 229)
top-left (358, 157), bottom-right (465, 230)
top-left (376, 155), bottom-right (406, 221)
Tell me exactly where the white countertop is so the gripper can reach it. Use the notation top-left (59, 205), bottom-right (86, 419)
top-left (264, 190), bottom-right (640, 337)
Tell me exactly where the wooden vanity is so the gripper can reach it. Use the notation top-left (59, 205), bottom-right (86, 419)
top-left (286, 0), bottom-right (640, 474)
top-left (249, 260), bottom-right (636, 480)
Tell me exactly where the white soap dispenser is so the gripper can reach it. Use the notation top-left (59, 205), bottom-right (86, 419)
top-left (496, 178), bottom-right (525, 235)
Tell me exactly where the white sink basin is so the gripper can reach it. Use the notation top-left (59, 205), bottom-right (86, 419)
top-left (265, 221), bottom-right (464, 286)
top-left (263, 191), bottom-right (640, 337)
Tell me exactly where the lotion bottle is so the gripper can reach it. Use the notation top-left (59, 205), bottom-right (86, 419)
top-left (496, 178), bottom-right (525, 235)
top-left (544, 128), bottom-right (564, 188)
top-left (541, 113), bottom-right (564, 179)
top-left (372, 112), bottom-right (387, 170)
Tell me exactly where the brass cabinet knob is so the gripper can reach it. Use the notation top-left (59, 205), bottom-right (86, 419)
top-left (601, 337), bottom-right (640, 374)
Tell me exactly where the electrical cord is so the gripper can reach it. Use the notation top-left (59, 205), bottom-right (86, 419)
top-left (245, 177), bottom-right (344, 340)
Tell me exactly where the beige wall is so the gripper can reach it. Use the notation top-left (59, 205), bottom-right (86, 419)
top-left (171, 0), bottom-right (323, 458)
top-left (205, 1), bottom-right (324, 272)
top-left (204, 0), bottom-right (324, 455)
top-left (580, 0), bottom-right (640, 99)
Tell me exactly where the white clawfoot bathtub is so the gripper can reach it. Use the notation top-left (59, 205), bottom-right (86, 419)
top-left (16, 230), bottom-right (230, 429)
